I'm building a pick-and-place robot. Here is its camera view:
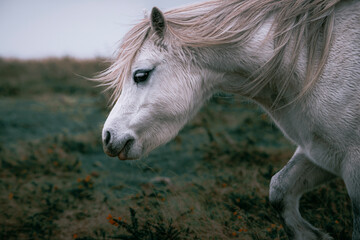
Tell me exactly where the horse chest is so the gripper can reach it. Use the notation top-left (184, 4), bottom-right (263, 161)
top-left (271, 108), bottom-right (345, 175)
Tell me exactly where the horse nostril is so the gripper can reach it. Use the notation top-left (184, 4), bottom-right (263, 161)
top-left (102, 131), bottom-right (136, 158)
top-left (104, 130), bottom-right (111, 146)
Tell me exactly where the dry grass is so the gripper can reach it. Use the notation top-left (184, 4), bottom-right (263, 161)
top-left (0, 58), bottom-right (352, 239)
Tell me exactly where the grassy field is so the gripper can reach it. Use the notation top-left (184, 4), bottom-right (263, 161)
top-left (0, 58), bottom-right (352, 239)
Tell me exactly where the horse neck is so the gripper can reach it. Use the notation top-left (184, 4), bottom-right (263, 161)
top-left (195, 17), bottom-right (306, 110)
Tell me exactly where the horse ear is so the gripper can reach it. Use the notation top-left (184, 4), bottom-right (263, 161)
top-left (150, 7), bottom-right (166, 37)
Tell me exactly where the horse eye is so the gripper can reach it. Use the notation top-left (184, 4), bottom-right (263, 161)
top-left (133, 70), bottom-right (151, 84)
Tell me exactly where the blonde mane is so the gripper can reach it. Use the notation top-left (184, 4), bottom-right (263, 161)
top-left (97, 0), bottom-right (340, 105)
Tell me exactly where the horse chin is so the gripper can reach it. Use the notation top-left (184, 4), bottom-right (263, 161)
top-left (118, 154), bottom-right (136, 161)
top-left (117, 142), bottom-right (142, 161)
top-left (118, 152), bottom-right (138, 161)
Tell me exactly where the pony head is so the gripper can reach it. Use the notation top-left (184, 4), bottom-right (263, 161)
top-left (101, 7), bottom-right (218, 160)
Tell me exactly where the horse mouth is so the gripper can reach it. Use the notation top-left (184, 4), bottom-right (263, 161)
top-left (118, 139), bottom-right (135, 160)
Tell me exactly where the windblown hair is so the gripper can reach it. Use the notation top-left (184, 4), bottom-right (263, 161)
top-left (97, 0), bottom-right (340, 105)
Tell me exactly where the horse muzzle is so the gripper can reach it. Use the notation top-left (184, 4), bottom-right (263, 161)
top-left (102, 129), bottom-right (136, 160)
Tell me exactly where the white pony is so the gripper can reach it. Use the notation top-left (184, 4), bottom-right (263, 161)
top-left (98, 0), bottom-right (360, 239)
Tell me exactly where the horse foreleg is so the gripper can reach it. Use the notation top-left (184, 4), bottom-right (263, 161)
top-left (342, 152), bottom-right (360, 240)
top-left (269, 147), bottom-right (336, 240)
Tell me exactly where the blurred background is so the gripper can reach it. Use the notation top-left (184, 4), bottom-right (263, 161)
top-left (0, 0), bottom-right (194, 59)
top-left (0, 1), bottom-right (351, 239)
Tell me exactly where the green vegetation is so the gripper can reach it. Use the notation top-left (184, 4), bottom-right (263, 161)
top-left (0, 58), bottom-right (352, 239)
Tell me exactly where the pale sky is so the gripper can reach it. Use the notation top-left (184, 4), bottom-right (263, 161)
top-left (0, 0), bottom-right (195, 59)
